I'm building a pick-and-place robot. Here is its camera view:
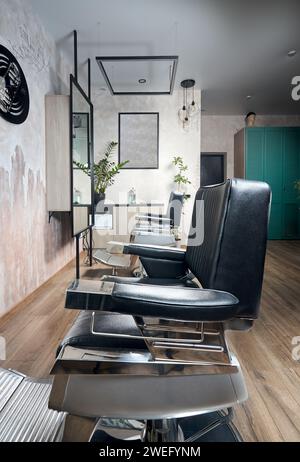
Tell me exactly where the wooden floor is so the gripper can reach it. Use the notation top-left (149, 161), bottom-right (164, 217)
top-left (0, 241), bottom-right (300, 441)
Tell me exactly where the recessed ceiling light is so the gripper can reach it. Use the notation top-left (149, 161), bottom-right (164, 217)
top-left (287, 50), bottom-right (297, 57)
top-left (138, 78), bottom-right (146, 84)
top-left (246, 95), bottom-right (252, 99)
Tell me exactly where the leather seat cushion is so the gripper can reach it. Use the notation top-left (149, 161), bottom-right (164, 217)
top-left (57, 311), bottom-right (146, 356)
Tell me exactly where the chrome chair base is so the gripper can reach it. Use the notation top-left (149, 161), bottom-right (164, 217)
top-left (0, 367), bottom-right (242, 442)
top-left (91, 411), bottom-right (242, 442)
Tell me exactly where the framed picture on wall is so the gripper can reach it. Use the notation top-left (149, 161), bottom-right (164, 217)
top-left (118, 112), bottom-right (159, 169)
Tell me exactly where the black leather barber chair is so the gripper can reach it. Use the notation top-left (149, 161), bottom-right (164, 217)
top-left (0, 179), bottom-right (271, 442)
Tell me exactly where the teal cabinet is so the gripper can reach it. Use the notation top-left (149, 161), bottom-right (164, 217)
top-left (246, 129), bottom-right (265, 181)
top-left (282, 128), bottom-right (300, 238)
top-left (263, 128), bottom-right (283, 239)
top-left (234, 127), bottom-right (300, 240)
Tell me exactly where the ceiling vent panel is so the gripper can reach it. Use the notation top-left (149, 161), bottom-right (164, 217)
top-left (96, 56), bottom-right (178, 95)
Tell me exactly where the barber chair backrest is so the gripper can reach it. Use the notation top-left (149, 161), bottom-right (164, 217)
top-left (185, 179), bottom-right (271, 319)
top-left (166, 191), bottom-right (184, 227)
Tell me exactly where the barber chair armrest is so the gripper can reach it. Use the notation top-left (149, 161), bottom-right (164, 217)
top-left (107, 241), bottom-right (185, 261)
top-left (65, 279), bottom-right (239, 322)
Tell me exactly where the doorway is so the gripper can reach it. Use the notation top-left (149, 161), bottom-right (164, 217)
top-left (201, 152), bottom-right (227, 186)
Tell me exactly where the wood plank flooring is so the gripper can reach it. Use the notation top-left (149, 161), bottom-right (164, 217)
top-left (228, 240), bottom-right (300, 441)
top-left (0, 241), bottom-right (300, 441)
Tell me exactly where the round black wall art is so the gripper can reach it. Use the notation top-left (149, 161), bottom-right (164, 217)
top-left (0, 44), bottom-right (29, 124)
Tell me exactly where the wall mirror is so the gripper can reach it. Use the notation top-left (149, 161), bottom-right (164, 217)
top-left (118, 112), bottom-right (159, 169)
top-left (71, 75), bottom-right (94, 236)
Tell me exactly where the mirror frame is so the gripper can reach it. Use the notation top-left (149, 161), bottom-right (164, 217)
top-left (70, 74), bottom-right (94, 237)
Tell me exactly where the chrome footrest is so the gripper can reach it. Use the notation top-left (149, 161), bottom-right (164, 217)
top-left (89, 313), bottom-right (232, 365)
top-left (137, 319), bottom-right (231, 365)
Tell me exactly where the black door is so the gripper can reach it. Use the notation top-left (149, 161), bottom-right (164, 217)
top-left (201, 153), bottom-right (226, 186)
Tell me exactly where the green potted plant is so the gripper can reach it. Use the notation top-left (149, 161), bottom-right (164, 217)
top-left (172, 156), bottom-right (191, 201)
top-left (74, 141), bottom-right (129, 205)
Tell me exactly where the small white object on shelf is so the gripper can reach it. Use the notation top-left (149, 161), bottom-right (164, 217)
top-left (74, 189), bottom-right (81, 204)
top-left (128, 188), bottom-right (136, 205)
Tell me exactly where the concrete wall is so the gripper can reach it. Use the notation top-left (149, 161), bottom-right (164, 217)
top-left (201, 115), bottom-right (300, 178)
top-left (0, 0), bottom-right (74, 316)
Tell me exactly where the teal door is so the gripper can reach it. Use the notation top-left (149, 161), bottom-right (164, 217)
top-left (282, 128), bottom-right (300, 238)
top-left (264, 128), bottom-right (283, 239)
top-left (245, 127), bottom-right (300, 240)
top-left (245, 129), bottom-right (264, 181)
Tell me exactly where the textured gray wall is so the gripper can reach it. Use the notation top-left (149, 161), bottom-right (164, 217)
top-left (0, 0), bottom-right (74, 316)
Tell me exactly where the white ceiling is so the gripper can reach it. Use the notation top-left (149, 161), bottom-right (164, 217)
top-left (29, 0), bottom-right (300, 115)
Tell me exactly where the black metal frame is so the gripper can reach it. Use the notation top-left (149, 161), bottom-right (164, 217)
top-left (73, 30), bottom-right (78, 81)
top-left (118, 112), bottom-right (159, 169)
top-left (70, 74), bottom-right (94, 277)
top-left (70, 75), bottom-right (94, 234)
top-left (87, 58), bottom-right (91, 100)
top-left (96, 56), bottom-right (178, 95)
top-left (71, 31), bottom-right (95, 278)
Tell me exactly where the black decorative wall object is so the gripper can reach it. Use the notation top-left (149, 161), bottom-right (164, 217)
top-left (0, 44), bottom-right (30, 124)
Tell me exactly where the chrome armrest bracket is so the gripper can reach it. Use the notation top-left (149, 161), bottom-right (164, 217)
top-left (88, 312), bottom-right (231, 366)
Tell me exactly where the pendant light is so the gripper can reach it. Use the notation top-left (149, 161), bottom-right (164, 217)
top-left (178, 79), bottom-right (200, 128)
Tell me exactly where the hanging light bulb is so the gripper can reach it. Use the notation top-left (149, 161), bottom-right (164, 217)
top-left (187, 101), bottom-right (200, 117)
top-left (183, 90), bottom-right (191, 130)
top-left (183, 116), bottom-right (191, 131)
top-left (178, 86), bottom-right (187, 122)
top-left (178, 107), bottom-right (186, 122)
top-left (187, 85), bottom-right (200, 117)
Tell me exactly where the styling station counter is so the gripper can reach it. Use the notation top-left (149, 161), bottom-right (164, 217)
top-left (93, 202), bottom-right (165, 250)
